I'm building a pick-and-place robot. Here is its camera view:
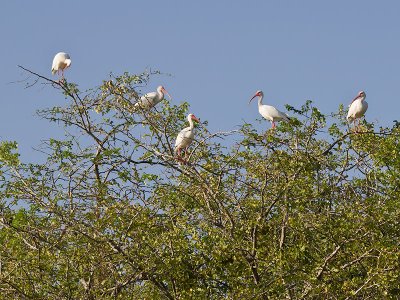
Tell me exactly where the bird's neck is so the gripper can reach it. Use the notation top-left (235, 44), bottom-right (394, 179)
top-left (258, 95), bottom-right (264, 106)
top-left (188, 119), bottom-right (195, 129)
top-left (157, 90), bottom-right (164, 100)
top-left (355, 95), bottom-right (365, 103)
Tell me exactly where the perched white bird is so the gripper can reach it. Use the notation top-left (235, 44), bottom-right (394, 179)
top-left (174, 114), bottom-right (200, 161)
top-left (134, 86), bottom-right (171, 110)
top-left (51, 52), bottom-right (71, 77)
top-left (249, 90), bottom-right (290, 128)
top-left (347, 91), bottom-right (368, 126)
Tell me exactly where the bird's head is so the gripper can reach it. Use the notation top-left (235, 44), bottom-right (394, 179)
top-left (249, 90), bottom-right (263, 104)
top-left (188, 114), bottom-right (200, 123)
top-left (65, 58), bottom-right (72, 68)
top-left (353, 90), bottom-right (366, 102)
top-left (159, 85), bottom-right (172, 100)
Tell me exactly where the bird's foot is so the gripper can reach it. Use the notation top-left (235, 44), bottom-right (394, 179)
top-left (352, 127), bottom-right (364, 134)
top-left (175, 156), bottom-right (188, 165)
top-left (267, 127), bottom-right (276, 135)
top-left (56, 78), bottom-right (67, 86)
top-left (263, 130), bottom-right (271, 137)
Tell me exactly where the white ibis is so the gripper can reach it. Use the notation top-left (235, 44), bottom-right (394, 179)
top-left (134, 86), bottom-right (171, 110)
top-left (51, 52), bottom-right (71, 78)
top-left (249, 90), bottom-right (290, 129)
top-left (347, 91), bottom-right (368, 127)
top-left (174, 114), bottom-right (200, 162)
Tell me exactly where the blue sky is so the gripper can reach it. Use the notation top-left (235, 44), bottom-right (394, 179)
top-left (1, 1), bottom-right (399, 160)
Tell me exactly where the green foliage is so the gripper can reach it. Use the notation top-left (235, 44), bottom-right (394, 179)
top-left (0, 141), bottom-right (20, 167)
top-left (0, 71), bottom-right (400, 299)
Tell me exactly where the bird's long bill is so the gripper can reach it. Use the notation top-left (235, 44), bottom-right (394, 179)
top-left (192, 115), bottom-right (200, 123)
top-left (351, 94), bottom-right (360, 103)
top-left (163, 88), bottom-right (172, 100)
top-left (249, 94), bottom-right (258, 104)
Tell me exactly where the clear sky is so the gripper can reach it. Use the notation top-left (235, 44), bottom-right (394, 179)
top-left (1, 1), bottom-right (399, 160)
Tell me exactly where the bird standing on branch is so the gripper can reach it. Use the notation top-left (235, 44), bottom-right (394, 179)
top-left (249, 90), bottom-right (290, 129)
top-left (134, 86), bottom-right (171, 110)
top-left (174, 114), bottom-right (200, 163)
top-left (51, 52), bottom-right (71, 79)
top-left (347, 91), bottom-right (368, 129)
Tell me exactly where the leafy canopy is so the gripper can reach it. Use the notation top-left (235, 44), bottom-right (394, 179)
top-left (0, 69), bottom-right (399, 299)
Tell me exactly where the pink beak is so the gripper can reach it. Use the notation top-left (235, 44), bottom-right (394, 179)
top-left (162, 87), bottom-right (172, 100)
top-left (191, 115), bottom-right (200, 122)
top-left (351, 93), bottom-right (362, 103)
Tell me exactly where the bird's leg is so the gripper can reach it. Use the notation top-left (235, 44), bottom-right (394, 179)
top-left (355, 119), bottom-right (360, 133)
top-left (175, 148), bottom-right (186, 164)
top-left (175, 148), bottom-right (180, 160)
top-left (271, 122), bottom-right (276, 129)
top-left (56, 70), bottom-right (65, 85)
top-left (349, 120), bottom-right (355, 133)
top-left (184, 148), bottom-right (190, 163)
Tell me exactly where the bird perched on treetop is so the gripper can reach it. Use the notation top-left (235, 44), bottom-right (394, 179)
top-left (134, 86), bottom-right (171, 110)
top-left (249, 90), bottom-right (290, 129)
top-left (51, 52), bottom-right (71, 78)
top-left (347, 91), bottom-right (368, 128)
top-left (174, 114), bottom-right (200, 163)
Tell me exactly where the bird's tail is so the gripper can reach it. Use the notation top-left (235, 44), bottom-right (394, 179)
top-left (51, 68), bottom-right (56, 75)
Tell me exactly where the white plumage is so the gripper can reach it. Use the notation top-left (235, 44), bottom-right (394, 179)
top-left (347, 91), bottom-right (368, 123)
top-left (174, 114), bottom-right (200, 160)
top-left (51, 52), bottom-right (71, 76)
top-left (134, 86), bottom-right (171, 110)
top-left (249, 90), bottom-right (290, 128)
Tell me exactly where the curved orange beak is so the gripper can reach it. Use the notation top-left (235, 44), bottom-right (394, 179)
top-left (351, 92), bottom-right (363, 103)
top-left (191, 115), bottom-right (200, 123)
top-left (162, 87), bottom-right (172, 100)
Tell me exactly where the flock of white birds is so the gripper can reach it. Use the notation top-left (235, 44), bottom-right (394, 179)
top-left (51, 52), bottom-right (368, 162)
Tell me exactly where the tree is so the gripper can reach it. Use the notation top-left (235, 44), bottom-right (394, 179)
top-left (0, 68), bottom-right (399, 299)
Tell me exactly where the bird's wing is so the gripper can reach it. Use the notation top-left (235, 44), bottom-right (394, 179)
top-left (52, 53), bottom-right (69, 73)
top-left (363, 101), bottom-right (368, 113)
top-left (349, 95), bottom-right (362, 105)
top-left (174, 127), bottom-right (193, 148)
top-left (261, 105), bottom-right (290, 121)
top-left (276, 109), bottom-right (290, 121)
top-left (135, 92), bottom-right (157, 108)
top-left (346, 101), bottom-right (358, 119)
top-left (51, 55), bottom-right (60, 73)
top-left (142, 91), bottom-right (157, 99)
top-left (282, 112), bottom-right (291, 121)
